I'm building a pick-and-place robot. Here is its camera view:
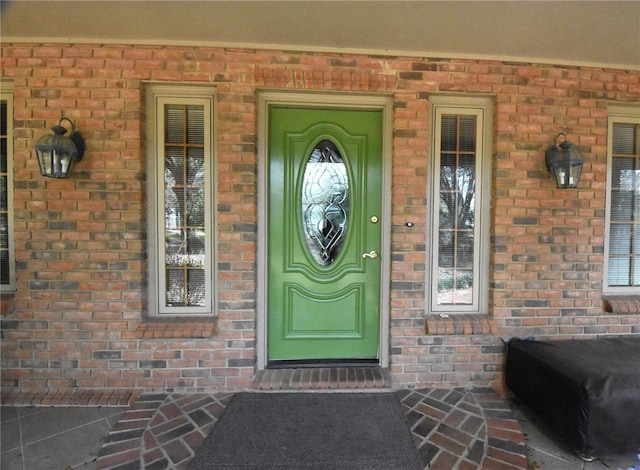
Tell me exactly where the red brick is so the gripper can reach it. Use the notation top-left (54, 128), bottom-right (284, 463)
top-left (1, 42), bottom-right (638, 395)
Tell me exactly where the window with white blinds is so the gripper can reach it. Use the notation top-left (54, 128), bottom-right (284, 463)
top-left (0, 85), bottom-right (14, 292)
top-left (146, 84), bottom-right (216, 316)
top-left (605, 107), bottom-right (640, 295)
top-left (428, 96), bottom-right (492, 314)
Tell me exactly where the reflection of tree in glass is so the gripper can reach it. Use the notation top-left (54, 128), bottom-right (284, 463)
top-left (439, 159), bottom-right (475, 268)
top-left (436, 114), bottom-right (477, 305)
top-left (186, 151), bottom-right (205, 226)
top-left (166, 270), bottom-right (206, 307)
top-left (164, 155), bottom-right (205, 241)
top-left (165, 167), bottom-right (179, 227)
top-left (163, 153), bottom-right (207, 307)
top-left (161, 105), bottom-right (208, 308)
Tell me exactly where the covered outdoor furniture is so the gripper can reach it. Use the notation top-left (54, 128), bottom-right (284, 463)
top-left (506, 336), bottom-right (640, 459)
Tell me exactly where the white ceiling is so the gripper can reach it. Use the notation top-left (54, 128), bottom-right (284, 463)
top-left (1, 1), bottom-right (639, 70)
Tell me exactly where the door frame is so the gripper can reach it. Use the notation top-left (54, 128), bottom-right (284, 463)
top-left (256, 90), bottom-right (394, 370)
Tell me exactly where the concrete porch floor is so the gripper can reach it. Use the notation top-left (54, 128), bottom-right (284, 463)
top-left (1, 387), bottom-right (639, 470)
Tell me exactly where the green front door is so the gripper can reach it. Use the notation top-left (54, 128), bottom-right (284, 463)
top-left (268, 106), bottom-right (383, 363)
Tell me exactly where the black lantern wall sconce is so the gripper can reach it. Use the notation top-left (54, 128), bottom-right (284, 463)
top-left (34, 117), bottom-right (85, 179)
top-left (545, 132), bottom-right (584, 189)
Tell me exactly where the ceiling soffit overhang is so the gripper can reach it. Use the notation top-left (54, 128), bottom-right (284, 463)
top-left (1, 1), bottom-right (639, 71)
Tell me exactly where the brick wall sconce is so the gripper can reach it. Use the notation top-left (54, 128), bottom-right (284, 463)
top-left (34, 117), bottom-right (85, 179)
top-left (545, 132), bottom-right (584, 189)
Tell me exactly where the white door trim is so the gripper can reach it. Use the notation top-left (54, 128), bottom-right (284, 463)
top-left (256, 90), bottom-right (393, 370)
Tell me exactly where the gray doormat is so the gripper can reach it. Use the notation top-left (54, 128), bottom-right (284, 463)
top-left (188, 392), bottom-right (423, 470)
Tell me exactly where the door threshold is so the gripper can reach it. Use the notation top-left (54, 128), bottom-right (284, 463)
top-left (253, 366), bottom-right (392, 391)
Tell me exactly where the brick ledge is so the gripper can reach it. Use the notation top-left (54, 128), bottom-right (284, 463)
top-left (134, 317), bottom-right (216, 338)
top-left (0, 292), bottom-right (15, 316)
top-left (1, 388), bottom-right (138, 406)
top-left (603, 297), bottom-right (640, 314)
top-left (425, 314), bottom-right (494, 335)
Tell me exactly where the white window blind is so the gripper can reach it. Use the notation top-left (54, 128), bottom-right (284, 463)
top-left (0, 86), bottom-right (15, 291)
top-left (605, 109), bottom-right (640, 295)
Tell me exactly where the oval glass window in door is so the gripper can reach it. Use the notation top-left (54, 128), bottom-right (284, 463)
top-left (302, 140), bottom-right (349, 266)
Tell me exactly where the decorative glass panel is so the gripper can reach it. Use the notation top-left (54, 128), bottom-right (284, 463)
top-left (302, 140), bottom-right (349, 266)
top-left (437, 115), bottom-right (476, 305)
top-left (163, 104), bottom-right (206, 306)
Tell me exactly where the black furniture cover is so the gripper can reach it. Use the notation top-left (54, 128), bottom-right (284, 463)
top-left (506, 336), bottom-right (640, 458)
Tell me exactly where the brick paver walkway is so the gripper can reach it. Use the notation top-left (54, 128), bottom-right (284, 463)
top-left (95, 388), bottom-right (526, 470)
top-left (400, 388), bottom-right (527, 469)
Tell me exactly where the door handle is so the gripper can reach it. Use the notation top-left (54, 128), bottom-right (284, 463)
top-left (362, 250), bottom-right (378, 259)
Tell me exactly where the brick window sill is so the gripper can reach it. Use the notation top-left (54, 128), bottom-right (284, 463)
top-left (425, 313), bottom-right (494, 335)
top-left (603, 297), bottom-right (640, 315)
top-left (134, 317), bottom-right (216, 339)
top-left (0, 292), bottom-right (15, 317)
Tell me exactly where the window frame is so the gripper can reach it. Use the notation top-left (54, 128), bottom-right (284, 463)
top-left (145, 83), bottom-right (217, 316)
top-left (603, 105), bottom-right (640, 297)
top-left (427, 95), bottom-right (493, 315)
top-left (1, 82), bottom-right (15, 293)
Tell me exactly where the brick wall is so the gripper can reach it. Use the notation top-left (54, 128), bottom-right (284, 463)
top-left (1, 43), bottom-right (639, 394)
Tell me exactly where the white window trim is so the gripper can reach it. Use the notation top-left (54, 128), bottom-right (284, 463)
top-left (145, 82), bottom-right (217, 316)
top-left (1, 82), bottom-right (15, 293)
top-left (427, 95), bottom-right (493, 315)
top-left (603, 104), bottom-right (640, 296)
